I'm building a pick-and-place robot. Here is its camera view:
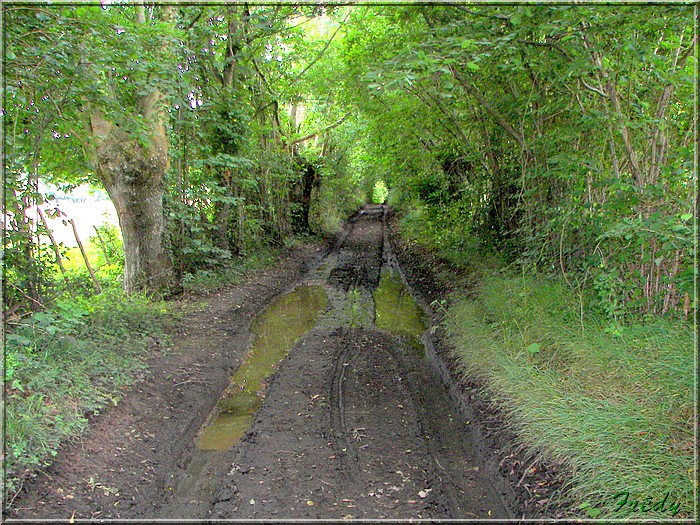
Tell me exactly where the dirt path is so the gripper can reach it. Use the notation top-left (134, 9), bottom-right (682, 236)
top-left (6, 206), bottom-right (516, 521)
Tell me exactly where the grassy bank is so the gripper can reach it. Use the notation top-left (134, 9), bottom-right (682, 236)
top-left (398, 206), bottom-right (695, 520)
top-left (3, 290), bottom-right (172, 505)
top-left (447, 275), bottom-right (694, 519)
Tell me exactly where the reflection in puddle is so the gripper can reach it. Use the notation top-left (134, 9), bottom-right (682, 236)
top-left (197, 285), bottom-right (328, 450)
top-left (374, 268), bottom-right (429, 338)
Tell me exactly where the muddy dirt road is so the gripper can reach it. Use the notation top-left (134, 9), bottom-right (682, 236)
top-left (7, 206), bottom-right (516, 521)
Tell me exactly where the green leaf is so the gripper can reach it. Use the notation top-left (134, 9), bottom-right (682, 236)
top-left (526, 342), bottom-right (541, 354)
top-left (7, 333), bottom-right (32, 346)
top-left (466, 62), bottom-right (480, 71)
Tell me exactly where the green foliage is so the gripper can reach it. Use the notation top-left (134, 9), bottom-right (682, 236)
top-left (371, 180), bottom-right (389, 204)
top-left (335, 4), bottom-right (694, 320)
top-left (179, 245), bottom-right (280, 295)
top-left (3, 175), bottom-right (58, 316)
top-left (89, 224), bottom-right (124, 267)
top-left (3, 5), bottom-right (695, 516)
top-left (3, 291), bottom-right (172, 505)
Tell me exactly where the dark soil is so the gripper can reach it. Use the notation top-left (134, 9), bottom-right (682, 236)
top-left (5, 242), bottom-right (326, 521)
top-left (5, 205), bottom-right (567, 522)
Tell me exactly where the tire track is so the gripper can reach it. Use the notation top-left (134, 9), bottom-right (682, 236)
top-left (328, 328), bottom-right (357, 478)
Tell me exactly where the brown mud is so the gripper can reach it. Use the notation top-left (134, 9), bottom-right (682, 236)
top-left (5, 205), bottom-right (563, 522)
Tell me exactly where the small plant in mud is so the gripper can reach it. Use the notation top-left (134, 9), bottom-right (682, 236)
top-left (349, 287), bottom-right (362, 327)
top-left (84, 476), bottom-right (120, 496)
top-left (430, 298), bottom-right (450, 318)
top-left (351, 427), bottom-right (367, 441)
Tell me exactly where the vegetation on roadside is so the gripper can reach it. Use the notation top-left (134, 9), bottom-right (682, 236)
top-left (448, 274), bottom-right (693, 519)
top-left (3, 289), bottom-right (172, 506)
top-left (399, 210), bottom-right (695, 520)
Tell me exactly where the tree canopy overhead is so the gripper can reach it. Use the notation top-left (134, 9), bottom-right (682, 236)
top-left (4, 2), bottom-right (696, 320)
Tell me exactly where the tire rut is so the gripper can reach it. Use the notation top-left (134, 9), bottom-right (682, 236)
top-left (328, 328), bottom-right (356, 479)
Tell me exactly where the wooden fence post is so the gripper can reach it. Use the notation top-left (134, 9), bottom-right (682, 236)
top-left (69, 218), bottom-right (102, 294)
top-left (37, 207), bottom-right (71, 288)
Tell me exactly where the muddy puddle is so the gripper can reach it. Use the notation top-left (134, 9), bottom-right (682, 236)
top-left (374, 267), bottom-right (428, 336)
top-left (173, 208), bottom-right (513, 519)
top-left (197, 285), bottom-right (328, 451)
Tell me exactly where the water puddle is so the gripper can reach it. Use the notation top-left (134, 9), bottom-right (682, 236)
top-left (373, 268), bottom-right (429, 337)
top-left (196, 285), bottom-right (328, 451)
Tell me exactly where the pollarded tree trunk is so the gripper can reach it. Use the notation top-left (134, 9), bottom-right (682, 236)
top-left (89, 113), bottom-right (174, 293)
top-left (79, 3), bottom-right (177, 295)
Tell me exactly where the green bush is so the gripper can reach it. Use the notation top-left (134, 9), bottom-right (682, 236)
top-left (181, 244), bottom-right (281, 295)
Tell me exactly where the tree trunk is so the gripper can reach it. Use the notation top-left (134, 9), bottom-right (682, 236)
top-left (291, 160), bottom-right (317, 233)
top-left (81, 4), bottom-right (176, 294)
top-left (90, 116), bottom-right (174, 293)
top-left (213, 172), bottom-right (235, 255)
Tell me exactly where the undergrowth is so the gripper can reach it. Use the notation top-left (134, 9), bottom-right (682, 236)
top-left (3, 290), bottom-right (173, 507)
top-left (397, 207), bottom-right (696, 520)
top-left (180, 237), bottom-right (306, 295)
top-left (3, 227), bottom-right (303, 508)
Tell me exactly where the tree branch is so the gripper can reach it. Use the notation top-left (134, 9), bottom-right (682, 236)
top-left (288, 115), bottom-right (348, 146)
top-left (450, 65), bottom-right (527, 150)
top-left (581, 28), bottom-right (642, 185)
top-left (288, 11), bottom-right (349, 87)
top-left (580, 78), bottom-right (607, 98)
top-left (674, 34), bottom-right (697, 71)
top-left (517, 39), bottom-right (571, 59)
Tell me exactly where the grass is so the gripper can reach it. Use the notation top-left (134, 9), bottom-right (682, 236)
top-left (3, 227), bottom-right (298, 506)
top-left (3, 290), bottom-right (173, 507)
top-left (3, 224), bottom-right (305, 508)
top-left (395, 207), bottom-right (695, 520)
top-left (446, 274), bottom-right (695, 519)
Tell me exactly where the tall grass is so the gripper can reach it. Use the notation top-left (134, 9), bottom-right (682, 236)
top-left (446, 273), bottom-right (695, 519)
